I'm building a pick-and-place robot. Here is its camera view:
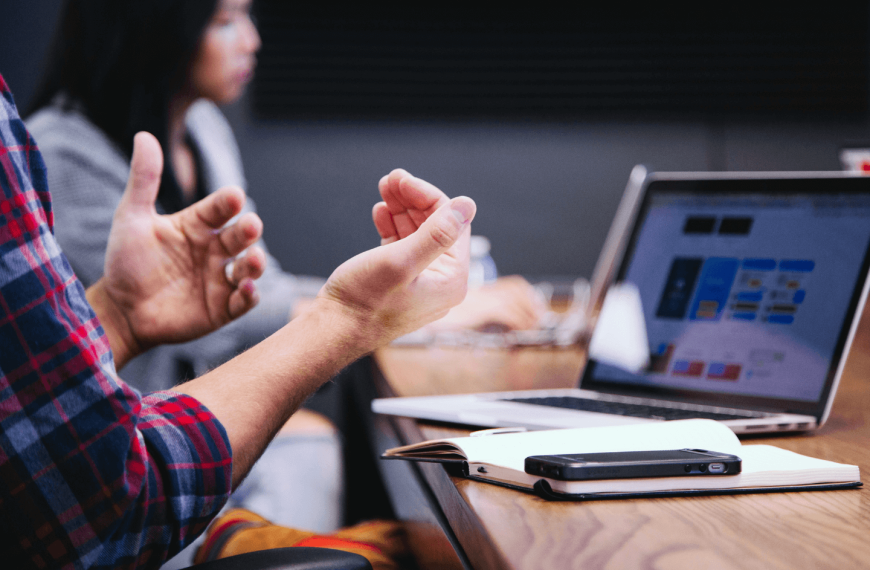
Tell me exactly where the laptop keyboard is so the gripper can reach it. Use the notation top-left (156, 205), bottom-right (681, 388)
top-left (505, 396), bottom-right (768, 421)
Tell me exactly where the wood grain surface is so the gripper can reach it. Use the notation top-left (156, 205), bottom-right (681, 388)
top-left (375, 311), bottom-right (870, 570)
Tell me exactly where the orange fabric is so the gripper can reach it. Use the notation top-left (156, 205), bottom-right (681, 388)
top-left (199, 515), bottom-right (261, 556)
top-left (294, 536), bottom-right (382, 553)
top-left (195, 509), bottom-right (408, 570)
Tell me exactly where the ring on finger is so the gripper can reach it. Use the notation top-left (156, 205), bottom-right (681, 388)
top-left (224, 259), bottom-right (236, 286)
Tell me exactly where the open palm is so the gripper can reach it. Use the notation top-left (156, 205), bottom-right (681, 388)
top-left (101, 132), bottom-right (265, 355)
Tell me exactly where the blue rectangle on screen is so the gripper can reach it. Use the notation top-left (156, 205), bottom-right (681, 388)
top-left (736, 291), bottom-right (764, 302)
top-left (767, 314), bottom-right (795, 324)
top-left (688, 258), bottom-right (739, 321)
top-left (742, 258), bottom-right (776, 271)
top-left (793, 290), bottom-right (806, 304)
top-left (779, 260), bottom-right (815, 272)
top-left (732, 312), bottom-right (756, 321)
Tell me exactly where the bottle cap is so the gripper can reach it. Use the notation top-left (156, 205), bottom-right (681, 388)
top-left (469, 235), bottom-right (491, 258)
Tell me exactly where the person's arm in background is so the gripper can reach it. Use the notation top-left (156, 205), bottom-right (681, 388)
top-left (429, 275), bottom-right (546, 332)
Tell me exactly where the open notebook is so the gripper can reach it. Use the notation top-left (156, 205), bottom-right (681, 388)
top-left (382, 420), bottom-right (861, 500)
top-left (373, 170), bottom-right (870, 435)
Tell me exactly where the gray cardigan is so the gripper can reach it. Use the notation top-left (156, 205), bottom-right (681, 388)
top-left (27, 99), bottom-right (310, 392)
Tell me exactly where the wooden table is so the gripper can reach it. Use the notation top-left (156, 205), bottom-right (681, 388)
top-left (370, 314), bottom-right (870, 570)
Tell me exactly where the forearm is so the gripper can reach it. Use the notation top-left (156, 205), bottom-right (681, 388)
top-left (176, 297), bottom-right (372, 487)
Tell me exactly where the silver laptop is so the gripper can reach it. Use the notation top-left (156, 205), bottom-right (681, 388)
top-left (373, 169), bottom-right (870, 434)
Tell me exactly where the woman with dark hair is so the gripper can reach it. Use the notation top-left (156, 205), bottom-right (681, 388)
top-left (28, 2), bottom-right (345, 566)
top-left (28, 0), bottom-right (544, 399)
top-left (27, 0), bottom-right (304, 391)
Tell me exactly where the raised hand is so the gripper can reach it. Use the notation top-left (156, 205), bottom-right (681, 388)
top-left (88, 132), bottom-right (266, 367)
top-left (375, 169), bottom-right (545, 333)
top-left (318, 169), bottom-right (476, 349)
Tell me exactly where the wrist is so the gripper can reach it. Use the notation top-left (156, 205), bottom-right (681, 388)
top-left (86, 280), bottom-right (142, 369)
top-left (303, 295), bottom-right (383, 361)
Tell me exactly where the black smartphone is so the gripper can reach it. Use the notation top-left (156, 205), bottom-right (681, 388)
top-left (524, 449), bottom-right (742, 481)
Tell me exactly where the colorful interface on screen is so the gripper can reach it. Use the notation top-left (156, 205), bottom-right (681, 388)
top-left (593, 191), bottom-right (870, 402)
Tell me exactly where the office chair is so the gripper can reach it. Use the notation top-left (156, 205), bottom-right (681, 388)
top-left (184, 547), bottom-right (372, 570)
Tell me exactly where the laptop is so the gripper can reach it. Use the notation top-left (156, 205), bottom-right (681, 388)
top-left (372, 169), bottom-right (870, 434)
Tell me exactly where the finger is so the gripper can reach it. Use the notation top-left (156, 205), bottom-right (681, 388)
top-left (373, 202), bottom-right (399, 244)
top-left (378, 174), bottom-right (420, 239)
top-left (378, 171), bottom-right (452, 239)
top-left (505, 305), bottom-right (542, 330)
top-left (504, 290), bottom-right (547, 327)
top-left (398, 175), bottom-right (449, 216)
top-left (396, 176), bottom-right (449, 236)
top-left (495, 277), bottom-right (547, 313)
top-left (117, 132), bottom-right (163, 214)
top-left (379, 169), bottom-right (448, 215)
top-left (378, 169), bottom-right (412, 214)
top-left (392, 211), bottom-right (420, 240)
top-left (231, 246), bottom-right (266, 284)
top-left (189, 186), bottom-right (248, 231)
top-left (227, 277), bottom-right (260, 319)
top-left (387, 196), bottom-right (476, 278)
top-left (379, 171), bottom-right (419, 237)
top-left (219, 212), bottom-right (263, 256)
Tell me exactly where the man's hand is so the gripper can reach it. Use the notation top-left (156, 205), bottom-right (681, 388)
top-left (87, 132), bottom-right (266, 368)
top-left (316, 169), bottom-right (476, 351)
top-left (375, 169), bottom-right (545, 333)
top-left (179, 168), bottom-right (474, 484)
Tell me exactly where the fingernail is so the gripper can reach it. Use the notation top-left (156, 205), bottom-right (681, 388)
top-left (450, 198), bottom-right (475, 224)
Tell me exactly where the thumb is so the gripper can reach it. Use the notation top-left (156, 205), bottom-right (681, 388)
top-left (389, 196), bottom-right (476, 276)
top-left (118, 132), bottom-right (163, 214)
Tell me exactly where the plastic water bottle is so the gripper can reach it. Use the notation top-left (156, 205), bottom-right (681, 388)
top-left (469, 235), bottom-right (498, 288)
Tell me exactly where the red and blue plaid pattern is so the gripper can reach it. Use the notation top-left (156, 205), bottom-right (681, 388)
top-left (0, 75), bottom-right (233, 569)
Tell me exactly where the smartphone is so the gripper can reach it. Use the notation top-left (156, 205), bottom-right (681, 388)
top-left (524, 449), bottom-right (741, 481)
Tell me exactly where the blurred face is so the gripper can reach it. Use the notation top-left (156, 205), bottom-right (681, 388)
top-left (189, 0), bottom-right (261, 104)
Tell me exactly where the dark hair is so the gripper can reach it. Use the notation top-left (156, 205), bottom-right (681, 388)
top-left (29, 0), bottom-right (219, 212)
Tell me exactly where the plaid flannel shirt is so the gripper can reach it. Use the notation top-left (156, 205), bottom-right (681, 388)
top-left (0, 75), bottom-right (233, 569)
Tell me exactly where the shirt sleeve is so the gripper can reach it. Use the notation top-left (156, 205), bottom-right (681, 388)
top-left (0, 75), bottom-right (233, 569)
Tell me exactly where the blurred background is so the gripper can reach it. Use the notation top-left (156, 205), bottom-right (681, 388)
top-left (2, 2), bottom-right (869, 281)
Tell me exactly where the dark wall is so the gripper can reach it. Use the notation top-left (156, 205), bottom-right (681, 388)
top-left (221, 107), bottom-right (869, 280)
top-left (0, 1), bottom-right (59, 111)
top-left (3, 3), bottom-right (870, 282)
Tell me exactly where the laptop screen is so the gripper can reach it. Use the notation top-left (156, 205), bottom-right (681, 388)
top-left (582, 175), bottom-right (870, 416)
